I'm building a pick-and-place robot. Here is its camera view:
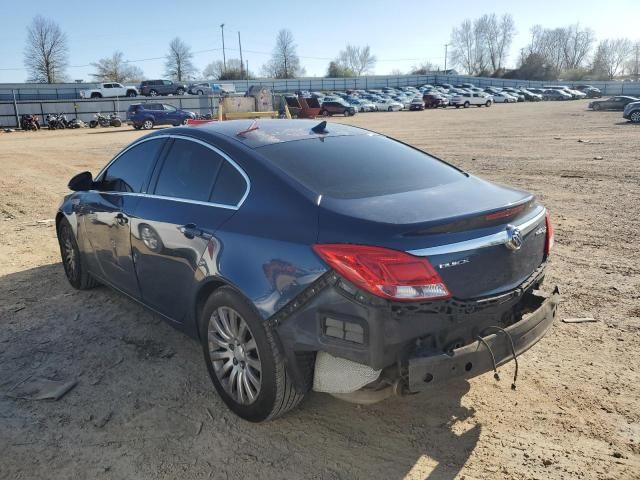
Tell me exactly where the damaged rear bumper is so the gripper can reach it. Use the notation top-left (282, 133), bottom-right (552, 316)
top-left (408, 288), bottom-right (559, 391)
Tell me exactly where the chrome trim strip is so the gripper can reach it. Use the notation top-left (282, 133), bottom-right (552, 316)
top-left (93, 133), bottom-right (251, 210)
top-left (85, 190), bottom-right (239, 210)
top-left (408, 207), bottom-right (546, 257)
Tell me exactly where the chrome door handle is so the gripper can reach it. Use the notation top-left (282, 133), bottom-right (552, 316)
top-left (179, 223), bottom-right (202, 239)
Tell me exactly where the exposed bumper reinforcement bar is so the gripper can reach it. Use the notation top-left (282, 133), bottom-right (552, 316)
top-left (407, 288), bottom-right (559, 392)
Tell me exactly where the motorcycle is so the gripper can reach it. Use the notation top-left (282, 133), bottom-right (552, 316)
top-left (20, 114), bottom-right (40, 131)
top-left (46, 113), bottom-right (66, 129)
top-left (67, 118), bottom-right (86, 129)
top-left (89, 113), bottom-right (122, 128)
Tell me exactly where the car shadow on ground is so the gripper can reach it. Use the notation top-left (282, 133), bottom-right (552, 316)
top-left (0, 263), bottom-right (481, 480)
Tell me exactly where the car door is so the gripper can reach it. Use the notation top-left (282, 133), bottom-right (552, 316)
top-left (131, 136), bottom-right (249, 322)
top-left (112, 83), bottom-right (126, 97)
top-left (162, 80), bottom-right (174, 95)
top-left (146, 103), bottom-right (165, 124)
top-left (162, 104), bottom-right (180, 124)
top-left (81, 137), bottom-right (167, 297)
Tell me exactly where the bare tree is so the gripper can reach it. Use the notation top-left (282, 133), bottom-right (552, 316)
top-left (562, 24), bottom-right (595, 69)
top-left (23, 16), bottom-right (69, 83)
top-left (591, 38), bottom-right (633, 79)
top-left (165, 37), bottom-right (197, 81)
top-left (262, 29), bottom-right (304, 79)
top-left (478, 13), bottom-right (515, 72)
top-left (91, 51), bottom-right (143, 83)
top-left (410, 62), bottom-right (435, 74)
top-left (203, 58), bottom-right (249, 80)
top-left (523, 24), bottom-right (596, 77)
top-left (625, 42), bottom-right (640, 78)
top-left (450, 18), bottom-right (490, 75)
top-left (336, 45), bottom-right (376, 76)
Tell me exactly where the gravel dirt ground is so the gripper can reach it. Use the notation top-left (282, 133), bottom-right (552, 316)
top-left (0, 100), bottom-right (638, 480)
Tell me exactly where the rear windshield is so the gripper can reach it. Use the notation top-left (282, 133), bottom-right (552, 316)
top-left (257, 135), bottom-right (465, 199)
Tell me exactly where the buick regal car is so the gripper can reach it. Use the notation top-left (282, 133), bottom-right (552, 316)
top-left (56, 119), bottom-right (558, 422)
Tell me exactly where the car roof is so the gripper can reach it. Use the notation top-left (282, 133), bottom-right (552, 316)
top-left (185, 119), bottom-right (374, 149)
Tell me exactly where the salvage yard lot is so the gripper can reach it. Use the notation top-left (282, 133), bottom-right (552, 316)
top-left (0, 101), bottom-right (638, 479)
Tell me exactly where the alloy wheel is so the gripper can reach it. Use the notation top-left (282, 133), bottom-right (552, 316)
top-left (630, 111), bottom-right (640, 123)
top-left (208, 306), bottom-right (262, 405)
top-left (61, 227), bottom-right (78, 282)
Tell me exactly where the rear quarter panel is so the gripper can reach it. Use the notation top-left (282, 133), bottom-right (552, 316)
top-left (185, 134), bottom-right (328, 322)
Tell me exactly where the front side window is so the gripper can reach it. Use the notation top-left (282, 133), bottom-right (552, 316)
top-left (153, 139), bottom-right (223, 202)
top-left (100, 139), bottom-right (165, 193)
top-left (162, 104), bottom-right (177, 112)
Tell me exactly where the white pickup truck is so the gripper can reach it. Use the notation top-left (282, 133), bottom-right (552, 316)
top-left (80, 82), bottom-right (138, 99)
top-left (451, 92), bottom-right (493, 108)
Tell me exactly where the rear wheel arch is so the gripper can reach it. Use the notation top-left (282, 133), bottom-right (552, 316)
top-left (194, 278), bottom-right (243, 339)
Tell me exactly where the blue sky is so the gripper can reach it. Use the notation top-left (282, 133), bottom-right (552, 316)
top-left (0, 0), bottom-right (638, 82)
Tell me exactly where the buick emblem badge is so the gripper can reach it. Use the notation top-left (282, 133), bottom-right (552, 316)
top-left (505, 225), bottom-right (523, 251)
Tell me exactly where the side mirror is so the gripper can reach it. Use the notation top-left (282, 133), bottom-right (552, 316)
top-left (68, 171), bottom-right (93, 191)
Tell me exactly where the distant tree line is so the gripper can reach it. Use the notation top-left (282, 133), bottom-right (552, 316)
top-left (21, 15), bottom-right (640, 84)
top-left (448, 16), bottom-right (639, 81)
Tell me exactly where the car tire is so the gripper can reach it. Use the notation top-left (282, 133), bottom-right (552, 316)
top-left (592, 103), bottom-right (601, 111)
top-left (91, 93), bottom-right (102, 99)
top-left (126, 90), bottom-right (137, 97)
top-left (200, 287), bottom-right (307, 422)
top-left (321, 109), bottom-right (329, 116)
top-left (485, 101), bottom-right (491, 107)
top-left (89, 120), bottom-right (98, 128)
top-left (57, 218), bottom-right (98, 290)
top-left (455, 105), bottom-right (460, 109)
top-left (197, 90), bottom-right (204, 95)
top-left (630, 111), bottom-right (640, 123)
top-left (149, 89), bottom-right (158, 97)
top-left (387, 106), bottom-right (392, 112)
top-left (463, 101), bottom-right (470, 108)
top-left (182, 118), bottom-right (190, 125)
top-left (142, 119), bottom-right (154, 130)
top-left (177, 88), bottom-right (185, 95)
top-left (133, 125), bottom-right (141, 130)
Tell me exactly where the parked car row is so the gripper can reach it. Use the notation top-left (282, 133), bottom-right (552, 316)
top-left (79, 80), bottom-right (237, 98)
top-left (293, 81), bottom-right (603, 116)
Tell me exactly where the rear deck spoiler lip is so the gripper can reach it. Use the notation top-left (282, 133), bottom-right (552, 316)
top-left (407, 206), bottom-right (546, 257)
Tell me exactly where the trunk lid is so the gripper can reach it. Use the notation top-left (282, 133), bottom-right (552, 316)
top-left (317, 176), bottom-right (546, 299)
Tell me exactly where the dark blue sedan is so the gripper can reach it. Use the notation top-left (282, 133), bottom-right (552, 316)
top-left (126, 102), bottom-right (195, 130)
top-left (56, 119), bottom-right (557, 422)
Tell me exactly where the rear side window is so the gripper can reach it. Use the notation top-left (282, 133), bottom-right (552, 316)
top-left (257, 135), bottom-right (465, 199)
top-left (153, 139), bottom-right (223, 202)
top-left (101, 139), bottom-right (165, 193)
top-left (210, 162), bottom-right (247, 206)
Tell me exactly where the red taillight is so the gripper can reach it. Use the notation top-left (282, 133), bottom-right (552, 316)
top-left (312, 244), bottom-right (451, 302)
top-left (545, 211), bottom-right (554, 257)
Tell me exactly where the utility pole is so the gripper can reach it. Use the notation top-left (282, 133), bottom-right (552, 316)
top-left (238, 31), bottom-right (244, 79)
top-left (246, 60), bottom-right (249, 80)
top-left (444, 43), bottom-right (450, 72)
top-left (220, 23), bottom-right (226, 71)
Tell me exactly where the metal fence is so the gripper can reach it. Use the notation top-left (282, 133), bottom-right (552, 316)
top-left (0, 96), bottom-right (220, 128)
top-left (2, 74), bottom-right (640, 101)
top-left (2, 73), bottom-right (639, 127)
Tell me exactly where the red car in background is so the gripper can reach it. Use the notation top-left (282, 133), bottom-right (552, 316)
top-left (423, 93), bottom-right (448, 108)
